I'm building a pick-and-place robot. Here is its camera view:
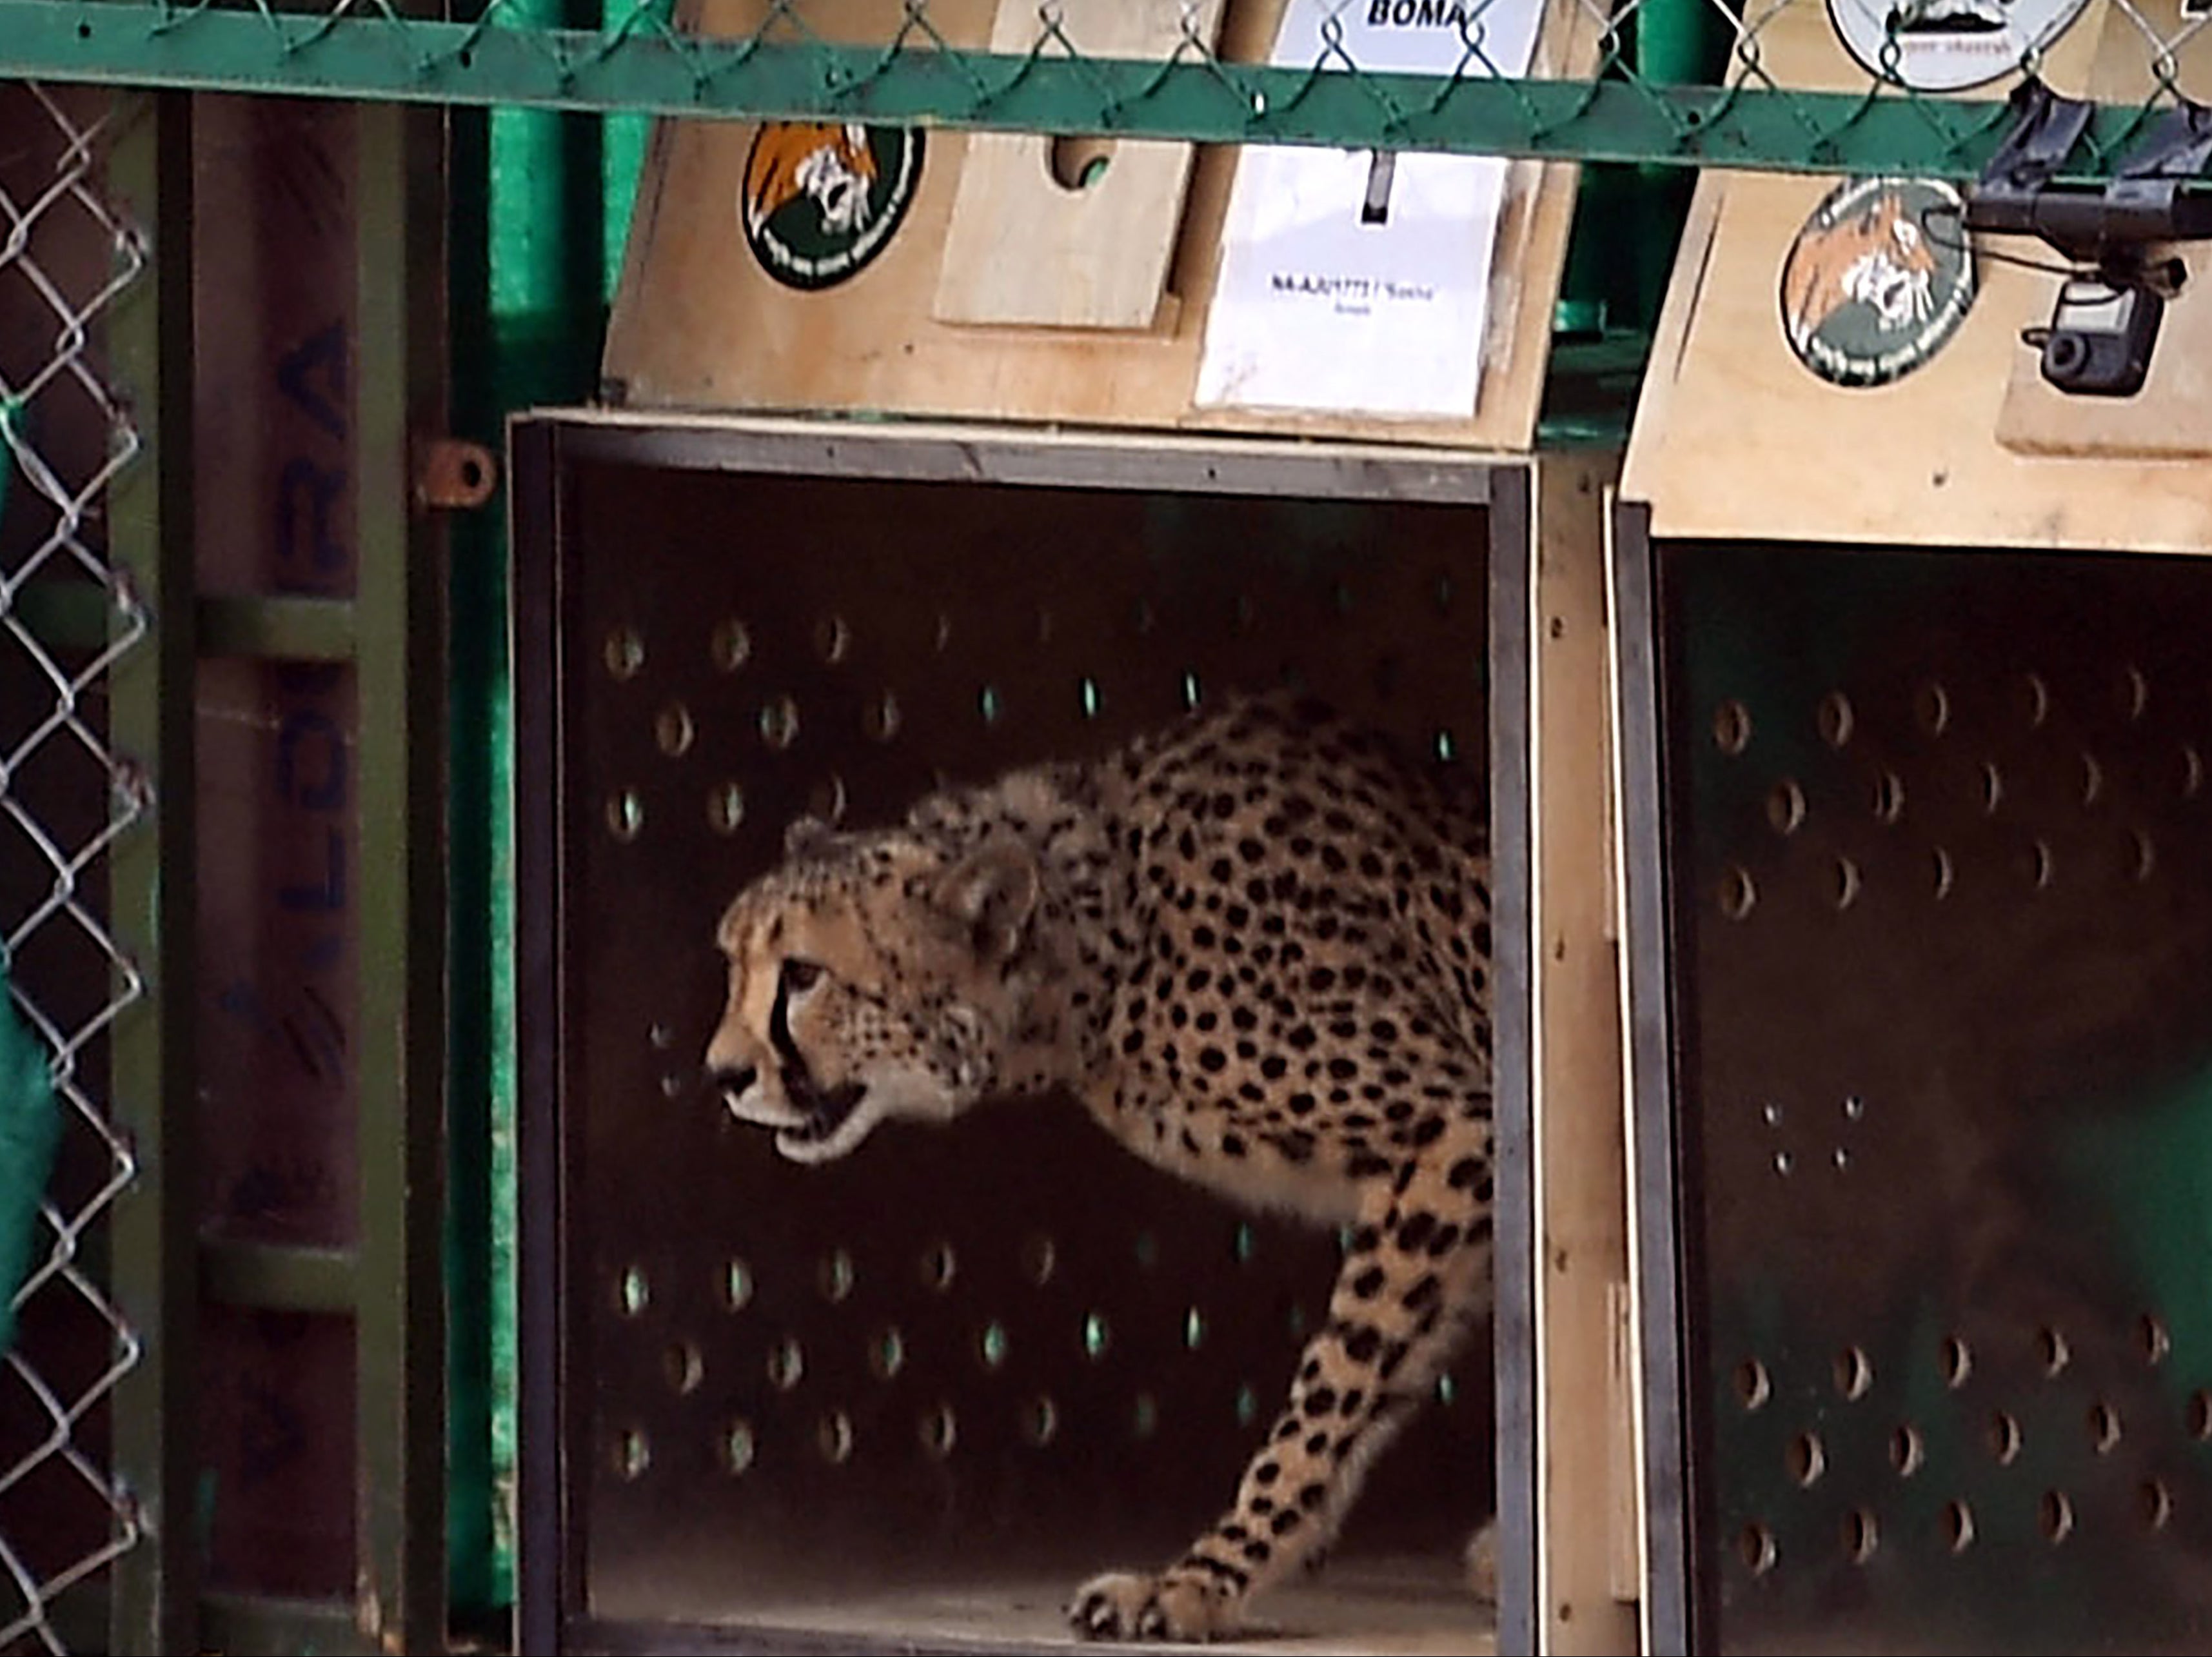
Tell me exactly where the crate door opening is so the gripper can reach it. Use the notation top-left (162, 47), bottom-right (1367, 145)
top-left (553, 442), bottom-right (1503, 1643)
top-left (1644, 539), bottom-right (2212, 1655)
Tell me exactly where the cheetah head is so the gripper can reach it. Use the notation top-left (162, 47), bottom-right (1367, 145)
top-left (703, 817), bottom-right (1042, 1164)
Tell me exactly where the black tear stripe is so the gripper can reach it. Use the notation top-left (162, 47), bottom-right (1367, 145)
top-left (769, 975), bottom-right (801, 1069)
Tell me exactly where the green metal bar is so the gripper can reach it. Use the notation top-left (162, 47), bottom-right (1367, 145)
top-left (103, 88), bottom-right (199, 1657)
top-left (196, 593), bottom-right (359, 662)
top-left (351, 93), bottom-right (449, 1657)
top-left (201, 1239), bottom-right (360, 1313)
top-left (0, 7), bottom-right (2172, 182)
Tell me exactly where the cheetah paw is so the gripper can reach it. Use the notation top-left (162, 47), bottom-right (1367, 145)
top-left (1067, 1569), bottom-right (1241, 1643)
top-left (1463, 1518), bottom-right (1500, 1605)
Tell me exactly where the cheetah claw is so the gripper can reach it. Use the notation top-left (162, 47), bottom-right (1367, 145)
top-left (1068, 1569), bottom-right (1239, 1643)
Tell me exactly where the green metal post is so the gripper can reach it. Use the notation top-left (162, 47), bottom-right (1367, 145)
top-left (352, 94), bottom-right (448, 1656)
top-left (103, 88), bottom-right (199, 1657)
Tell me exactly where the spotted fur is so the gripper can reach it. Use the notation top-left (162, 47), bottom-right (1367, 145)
top-left (706, 692), bottom-right (1496, 1642)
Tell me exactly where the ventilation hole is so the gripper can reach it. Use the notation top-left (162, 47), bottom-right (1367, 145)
top-left (818, 1410), bottom-right (854, 1465)
top-left (1817, 691), bottom-right (1854, 749)
top-left (2020, 671), bottom-right (2050, 728)
top-left (758, 695), bottom-right (800, 750)
top-left (2024, 838), bottom-right (2055, 889)
top-left (707, 780), bottom-right (746, 836)
top-left (2141, 1478), bottom-right (2174, 1531)
top-left (2141, 1313), bottom-right (2171, 1365)
top-left (818, 1249), bottom-right (855, 1303)
top-left (1980, 760), bottom-right (2004, 814)
top-left (1181, 671), bottom-right (1203, 710)
top-left (1021, 1396), bottom-right (1057, 1447)
top-left (1832, 855), bottom-right (1862, 910)
top-left (655, 701), bottom-right (695, 758)
top-left (1773, 1150), bottom-right (1794, 1175)
top-left (1079, 678), bottom-right (1103, 720)
top-left (980, 1322), bottom-right (1010, 1371)
top-left (862, 689), bottom-right (902, 743)
top-left (1944, 1499), bottom-right (1975, 1553)
top-left (1860, 768), bottom-right (1904, 831)
top-left (1761, 1100), bottom-right (1784, 1127)
top-left (1942, 1335), bottom-right (1973, 1389)
top-left (871, 1326), bottom-right (906, 1380)
top-left (974, 684), bottom-right (1004, 727)
top-left (2133, 828), bottom-right (2158, 882)
top-left (1891, 1424), bottom-right (1925, 1477)
top-left (1433, 729), bottom-right (1457, 764)
top-left (1931, 846), bottom-right (1955, 899)
top-left (1132, 597), bottom-right (1158, 635)
top-left (1832, 1146), bottom-right (1851, 1171)
top-left (1434, 572), bottom-right (1456, 610)
top-left (1232, 1224), bottom-right (1258, 1264)
top-left (1048, 133), bottom-right (1114, 190)
top-left (1435, 1371), bottom-right (1457, 1405)
top-left (649, 1022), bottom-right (675, 1051)
top-left (1083, 1311), bottom-right (1112, 1360)
top-left (1917, 682), bottom-right (1951, 736)
top-left (2183, 742), bottom-right (2204, 799)
top-left (809, 773), bottom-right (849, 824)
top-left (1835, 1345), bottom-right (1874, 1400)
top-left (719, 1419), bottom-right (756, 1474)
top-left (1842, 1508), bottom-right (1878, 1563)
top-left (1842, 1093), bottom-right (1866, 1122)
top-left (1234, 1384), bottom-right (1259, 1427)
top-left (1788, 1432), bottom-right (1827, 1487)
top-left (2080, 751), bottom-right (2104, 806)
top-left (720, 1258), bottom-right (753, 1312)
top-left (1132, 1392), bottom-right (1159, 1439)
top-left (2040, 1489), bottom-right (2075, 1543)
top-left (1735, 1358), bottom-right (1773, 1411)
top-left (1736, 1523), bottom-right (1777, 1576)
top-left (1287, 1302), bottom-right (1310, 1340)
top-left (2190, 1390), bottom-right (2212, 1440)
top-left (1020, 1233), bottom-right (1056, 1287)
top-left (766, 1336), bottom-right (804, 1391)
top-left (2038, 1325), bottom-right (2069, 1376)
top-left (2089, 1401), bottom-right (2122, 1455)
top-left (1184, 1307), bottom-right (1207, 1350)
top-left (1766, 780), bottom-right (1806, 835)
top-left (2121, 664), bottom-right (2149, 720)
top-left (1720, 865), bottom-right (1757, 921)
top-left (709, 617), bottom-right (751, 673)
top-left (658, 1073), bottom-right (683, 1100)
top-left (604, 624), bottom-right (645, 680)
top-left (605, 789), bottom-right (644, 842)
top-left (1713, 699), bottom-right (1753, 755)
top-left (613, 1427), bottom-right (650, 1480)
top-left (664, 1340), bottom-right (704, 1396)
top-left (1134, 1231), bottom-right (1160, 1269)
top-left (813, 613), bottom-right (851, 664)
top-left (1988, 1410), bottom-right (2022, 1466)
top-left (919, 1242), bottom-right (957, 1293)
top-left (933, 612), bottom-right (954, 653)
top-left (617, 1264), bottom-right (649, 1318)
top-left (920, 1403), bottom-right (958, 1458)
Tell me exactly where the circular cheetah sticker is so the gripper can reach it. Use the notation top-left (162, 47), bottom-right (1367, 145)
top-left (1779, 177), bottom-right (1977, 388)
top-left (1826, 0), bottom-right (2091, 90)
top-left (740, 121), bottom-right (924, 292)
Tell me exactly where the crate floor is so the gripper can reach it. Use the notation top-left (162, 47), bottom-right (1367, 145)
top-left (575, 1551), bottom-right (1495, 1655)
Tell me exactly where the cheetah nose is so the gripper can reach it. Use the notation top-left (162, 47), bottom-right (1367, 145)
top-left (706, 1063), bottom-right (759, 1098)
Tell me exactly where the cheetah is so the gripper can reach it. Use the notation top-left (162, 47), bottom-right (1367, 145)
top-left (704, 691), bottom-right (1497, 1642)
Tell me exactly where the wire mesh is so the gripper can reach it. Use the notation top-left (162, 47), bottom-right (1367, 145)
top-left (0, 80), bottom-right (151, 1657)
top-left (1, 0), bottom-right (2207, 177)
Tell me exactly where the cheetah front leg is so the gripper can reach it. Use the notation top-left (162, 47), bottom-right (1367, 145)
top-left (1069, 1128), bottom-right (1496, 1642)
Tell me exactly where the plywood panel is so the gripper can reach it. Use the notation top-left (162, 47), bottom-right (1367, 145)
top-left (601, 0), bottom-right (1603, 451)
top-left (1621, 0), bottom-right (2212, 550)
top-left (934, 0), bottom-right (1227, 330)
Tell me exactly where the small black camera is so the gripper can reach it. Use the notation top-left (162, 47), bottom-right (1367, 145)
top-left (2029, 275), bottom-right (2164, 398)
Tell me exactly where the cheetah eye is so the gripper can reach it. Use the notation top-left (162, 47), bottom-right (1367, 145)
top-left (780, 957), bottom-right (825, 994)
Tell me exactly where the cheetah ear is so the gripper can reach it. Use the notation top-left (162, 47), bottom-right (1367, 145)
top-left (783, 815), bottom-right (835, 859)
top-left (930, 841), bottom-right (1039, 963)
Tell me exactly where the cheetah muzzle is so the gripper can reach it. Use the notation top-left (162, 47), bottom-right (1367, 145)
top-left (704, 691), bottom-right (1499, 1642)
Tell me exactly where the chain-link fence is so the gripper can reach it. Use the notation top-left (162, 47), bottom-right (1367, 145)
top-left (2, 0), bottom-right (2207, 179)
top-left (0, 79), bottom-right (150, 1657)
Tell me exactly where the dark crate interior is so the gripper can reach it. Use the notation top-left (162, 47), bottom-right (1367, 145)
top-left (520, 429), bottom-right (1514, 1651)
top-left (1654, 539), bottom-right (2212, 1656)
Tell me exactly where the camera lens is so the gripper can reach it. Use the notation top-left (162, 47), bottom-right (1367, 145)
top-left (2044, 330), bottom-right (2091, 384)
